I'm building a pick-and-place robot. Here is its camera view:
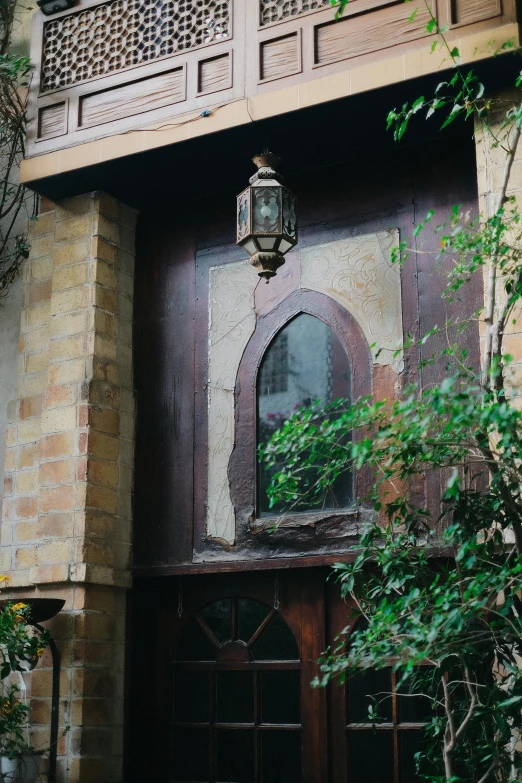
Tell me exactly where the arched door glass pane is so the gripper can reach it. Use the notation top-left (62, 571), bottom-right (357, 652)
top-left (257, 312), bottom-right (351, 516)
top-left (172, 598), bottom-right (301, 783)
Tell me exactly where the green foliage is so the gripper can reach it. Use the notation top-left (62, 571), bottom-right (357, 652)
top-left (261, 2), bottom-right (522, 780)
top-left (0, 601), bottom-right (50, 760)
top-left (0, 1), bottom-right (33, 298)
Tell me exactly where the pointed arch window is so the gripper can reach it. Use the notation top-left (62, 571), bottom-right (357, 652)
top-left (257, 312), bottom-right (352, 517)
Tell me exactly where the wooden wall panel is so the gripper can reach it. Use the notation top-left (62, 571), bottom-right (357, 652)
top-left (260, 32), bottom-right (301, 81)
top-left (198, 53), bottom-right (231, 94)
top-left (314, 0), bottom-right (432, 65)
top-left (452, 0), bottom-right (501, 25)
top-left (79, 67), bottom-right (185, 128)
top-left (38, 102), bottom-right (66, 139)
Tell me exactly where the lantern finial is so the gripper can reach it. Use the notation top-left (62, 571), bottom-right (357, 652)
top-left (236, 152), bottom-right (297, 281)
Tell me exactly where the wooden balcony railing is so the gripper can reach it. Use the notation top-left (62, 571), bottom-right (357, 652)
top-left (26, 0), bottom-right (517, 159)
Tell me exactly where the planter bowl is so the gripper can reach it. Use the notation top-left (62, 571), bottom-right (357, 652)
top-left (1, 753), bottom-right (43, 783)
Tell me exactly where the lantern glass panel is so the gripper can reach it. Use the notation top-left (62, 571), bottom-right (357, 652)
top-left (282, 191), bottom-right (297, 239)
top-left (258, 237), bottom-right (277, 250)
top-left (253, 188), bottom-right (281, 234)
top-left (242, 239), bottom-right (257, 255)
top-left (279, 238), bottom-right (293, 254)
top-left (237, 192), bottom-right (250, 241)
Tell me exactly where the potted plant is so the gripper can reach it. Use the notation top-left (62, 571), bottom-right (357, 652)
top-left (0, 599), bottom-right (50, 783)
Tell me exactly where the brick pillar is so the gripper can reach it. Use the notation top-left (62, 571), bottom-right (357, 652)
top-left (1, 192), bottom-right (136, 782)
top-left (475, 91), bottom-right (522, 401)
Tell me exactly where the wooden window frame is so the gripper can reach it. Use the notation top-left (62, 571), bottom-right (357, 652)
top-left (229, 288), bottom-right (374, 537)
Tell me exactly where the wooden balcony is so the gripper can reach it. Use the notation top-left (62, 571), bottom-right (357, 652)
top-left (24, 0), bottom-right (519, 175)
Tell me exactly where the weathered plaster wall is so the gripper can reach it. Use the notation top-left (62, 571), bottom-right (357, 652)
top-left (0, 278), bottom-right (22, 522)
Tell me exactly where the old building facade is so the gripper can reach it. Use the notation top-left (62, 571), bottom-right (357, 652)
top-left (0, 0), bottom-right (521, 780)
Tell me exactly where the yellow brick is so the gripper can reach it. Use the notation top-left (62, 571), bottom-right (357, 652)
top-left (48, 358), bottom-right (85, 386)
top-left (92, 236), bottom-right (118, 265)
top-left (20, 373), bottom-right (48, 397)
top-left (50, 287), bottom-right (89, 315)
top-left (41, 405), bottom-right (77, 433)
top-left (87, 460), bottom-right (119, 489)
top-left (93, 260), bottom-right (117, 290)
top-left (30, 235), bottom-right (53, 260)
top-left (53, 238), bottom-right (90, 268)
top-left (18, 443), bottom-right (40, 469)
top-left (94, 215), bottom-right (119, 245)
top-left (25, 350), bottom-right (49, 374)
top-left (37, 539), bottom-right (73, 565)
top-left (51, 310), bottom-right (89, 338)
top-left (4, 448), bottom-right (15, 471)
top-left (90, 334), bottom-right (116, 361)
top-left (55, 214), bottom-right (92, 243)
top-left (39, 458), bottom-right (76, 485)
top-left (50, 334), bottom-right (86, 362)
top-left (5, 425), bottom-right (16, 447)
top-left (16, 469), bottom-right (39, 494)
top-left (27, 302), bottom-right (51, 329)
top-left (25, 326), bottom-right (49, 353)
top-left (31, 257), bottom-right (52, 282)
top-left (15, 547), bottom-right (37, 568)
top-left (52, 263), bottom-right (89, 292)
top-left (56, 193), bottom-right (92, 220)
top-left (92, 310), bottom-right (116, 338)
top-left (17, 419), bottom-right (41, 445)
top-left (14, 521), bottom-right (38, 542)
top-left (30, 211), bottom-right (55, 236)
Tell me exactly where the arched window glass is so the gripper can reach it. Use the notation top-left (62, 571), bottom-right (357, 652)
top-left (257, 313), bottom-right (351, 516)
top-left (172, 598), bottom-right (301, 782)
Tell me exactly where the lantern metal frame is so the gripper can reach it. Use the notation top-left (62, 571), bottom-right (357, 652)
top-left (236, 152), bottom-right (297, 280)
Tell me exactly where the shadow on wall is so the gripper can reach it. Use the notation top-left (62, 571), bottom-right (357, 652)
top-left (0, 276), bottom-right (22, 522)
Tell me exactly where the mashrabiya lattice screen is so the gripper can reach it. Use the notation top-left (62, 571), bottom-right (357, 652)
top-left (260, 0), bottom-right (329, 25)
top-left (41, 0), bottom-right (230, 92)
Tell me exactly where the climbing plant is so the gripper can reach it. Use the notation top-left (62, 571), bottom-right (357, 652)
top-left (0, 0), bottom-right (32, 298)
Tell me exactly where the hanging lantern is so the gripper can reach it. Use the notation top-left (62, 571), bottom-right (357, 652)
top-left (236, 151), bottom-right (297, 281)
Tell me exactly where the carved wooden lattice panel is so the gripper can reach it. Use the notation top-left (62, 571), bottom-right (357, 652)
top-left (41, 0), bottom-right (230, 92)
top-left (260, 0), bottom-right (329, 26)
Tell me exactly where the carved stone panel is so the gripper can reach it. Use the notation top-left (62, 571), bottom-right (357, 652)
top-left (301, 230), bottom-right (403, 371)
top-left (207, 261), bottom-right (258, 543)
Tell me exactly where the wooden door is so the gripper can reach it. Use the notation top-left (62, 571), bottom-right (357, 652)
top-left (129, 569), bottom-right (328, 782)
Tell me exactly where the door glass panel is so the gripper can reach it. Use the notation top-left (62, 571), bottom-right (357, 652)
top-left (173, 727), bottom-right (209, 782)
top-left (173, 672), bottom-right (209, 723)
top-left (397, 682), bottom-right (431, 723)
top-left (257, 312), bottom-right (352, 516)
top-left (261, 671), bottom-right (300, 724)
top-left (348, 667), bottom-right (393, 723)
top-left (175, 619), bottom-right (218, 661)
top-left (348, 730), bottom-right (394, 783)
top-left (216, 672), bottom-right (254, 723)
top-left (400, 730), bottom-right (423, 782)
top-left (216, 729), bottom-right (254, 783)
top-left (238, 597), bottom-right (271, 643)
top-left (172, 598), bottom-right (302, 781)
top-left (262, 730), bottom-right (301, 783)
top-left (200, 599), bottom-right (232, 643)
top-left (251, 613), bottom-right (299, 661)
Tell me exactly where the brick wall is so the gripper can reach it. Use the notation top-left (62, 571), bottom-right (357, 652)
top-left (0, 192), bottom-right (136, 782)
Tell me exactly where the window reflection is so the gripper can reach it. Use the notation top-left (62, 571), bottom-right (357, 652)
top-left (257, 313), bottom-right (352, 516)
